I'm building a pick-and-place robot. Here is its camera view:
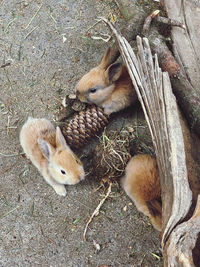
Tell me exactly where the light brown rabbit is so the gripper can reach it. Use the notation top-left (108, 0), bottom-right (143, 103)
top-left (121, 113), bottom-right (200, 232)
top-left (122, 154), bottom-right (162, 231)
top-left (76, 48), bottom-right (137, 115)
top-left (20, 117), bottom-right (85, 196)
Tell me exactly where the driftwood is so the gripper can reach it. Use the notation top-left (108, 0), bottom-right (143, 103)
top-left (165, 196), bottom-right (200, 267)
top-left (104, 0), bottom-right (200, 137)
top-left (162, 0), bottom-right (200, 137)
top-left (148, 27), bottom-right (200, 138)
top-left (164, 0), bottom-right (200, 91)
top-left (102, 18), bottom-right (200, 266)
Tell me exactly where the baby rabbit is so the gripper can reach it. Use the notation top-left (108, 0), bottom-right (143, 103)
top-left (20, 117), bottom-right (85, 196)
top-left (122, 154), bottom-right (162, 231)
top-left (76, 48), bottom-right (137, 115)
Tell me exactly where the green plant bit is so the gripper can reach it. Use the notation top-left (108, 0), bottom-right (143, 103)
top-left (25, 5), bottom-right (42, 29)
top-left (0, 206), bottom-right (19, 220)
top-left (24, 26), bottom-right (38, 39)
top-left (4, 17), bottom-right (17, 33)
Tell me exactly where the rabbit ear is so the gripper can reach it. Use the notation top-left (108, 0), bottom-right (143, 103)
top-left (56, 127), bottom-right (71, 150)
top-left (99, 47), bottom-right (111, 69)
top-left (38, 138), bottom-right (53, 159)
top-left (105, 62), bottom-right (123, 83)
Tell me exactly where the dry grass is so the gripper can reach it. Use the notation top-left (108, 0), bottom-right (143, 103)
top-left (97, 127), bottom-right (133, 181)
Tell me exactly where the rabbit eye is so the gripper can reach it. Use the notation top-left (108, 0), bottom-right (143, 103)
top-left (90, 87), bottom-right (97, 93)
top-left (61, 170), bottom-right (66, 175)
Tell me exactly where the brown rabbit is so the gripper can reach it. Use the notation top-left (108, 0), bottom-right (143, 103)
top-left (122, 154), bottom-right (162, 231)
top-left (20, 117), bottom-right (85, 196)
top-left (122, 113), bottom-right (200, 231)
top-left (76, 48), bottom-right (137, 115)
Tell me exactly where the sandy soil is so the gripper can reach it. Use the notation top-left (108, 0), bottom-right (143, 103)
top-left (0, 1), bottom-right (162, 266)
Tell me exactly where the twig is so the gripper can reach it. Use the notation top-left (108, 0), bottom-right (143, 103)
top-left (0, 151), bottom-right (24, 157)
top-left (139, 254), bottom-right (146, 266)
top-left (6, 115), bottom-right (10, 135)
top-left (0, 162), bottom-right (18, 175)
top-left (25, 5), bottom-right (42, 29)
top-left (4, 17), bottom-right (17, 33)
top-left (7, 126), bottom-right (17, 129)
top-left (24, 26), bottom-right (38, 39)
top-left (83, 183), bottom-right (112, 241)
top-left (86, 18), bottom-right (102, 32)
top-left (150, 252), bottom-right (161, 260)
top-left (142, 10), bottom-right (186, 36)
top-left (0, 206), bottom-right (19, 220)
top-left (18, 43), bottom-right (23, 61)
top-left (91, 33), bottom-right (111, 42)
top-left (93, 184), bottom-right (104, 193)
top-left (142, 10), bottom-right (160, 36)
top-left (53, 96), bottom-right (63, 105)
top-left (49, 7), bottom-right (57, 24)
top-left (40, 226), bottom-right (57, 246)
top-left (4, 69), bottom-right (14, 90)
top-left (0, 62), bottom-right (11, 68)
top-left (1, 226), bottom-right (15, 240)
top-left (156, 16), bottom-right (186, 29)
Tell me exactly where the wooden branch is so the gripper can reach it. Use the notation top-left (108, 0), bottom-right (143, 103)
top-left (148, 28), bottom-right (200, 136)
top-left (163, 0), bottom-right (200, 136)
top-left (164, 196), bottom-right (200, 267)
top-left (155, 16), bottom-right (186, 29)
top-left (163, 0), bottom-right (200, 92)
top-left (142, 10), bottom-right (160, 36)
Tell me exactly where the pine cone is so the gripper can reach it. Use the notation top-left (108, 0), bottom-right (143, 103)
top-left (61, 105), bottom-right (109, 149)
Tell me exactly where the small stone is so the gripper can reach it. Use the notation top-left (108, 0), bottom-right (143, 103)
top-left (93, 240), bottom-right (100, 251)
top-left (123, 205), bottom-right (127, 212)
top-left (62, 96), bottom-right (67, 107)
top-left (68, 94), bottom-right (76, 100)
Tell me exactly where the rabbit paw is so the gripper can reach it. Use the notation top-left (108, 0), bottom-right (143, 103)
top-left (102, 103), bottom-right (116, 115)
top-left (54, 185), bottom-right (67, 196)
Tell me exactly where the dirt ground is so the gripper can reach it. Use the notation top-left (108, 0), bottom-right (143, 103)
top-left (0, 1), bottom-right (162, 266)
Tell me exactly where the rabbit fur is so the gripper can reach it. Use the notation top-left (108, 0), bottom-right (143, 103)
top-left (122, 154), bottom-right (162, 231)
top-left (20, 117), bottom-right (85, 196)
top-left (76, 48), bottom-right (137, 115)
